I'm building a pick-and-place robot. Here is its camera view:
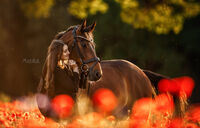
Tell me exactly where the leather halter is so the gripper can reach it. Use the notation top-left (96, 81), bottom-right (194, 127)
top-left (72, 26), bottom-right (100, 74)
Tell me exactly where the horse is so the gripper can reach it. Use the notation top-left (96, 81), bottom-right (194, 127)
top-left (36, 20), bottom-right (164, 119)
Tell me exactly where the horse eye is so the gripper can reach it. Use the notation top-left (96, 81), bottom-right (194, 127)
top-left (81, 43), bottom-right (87, 48)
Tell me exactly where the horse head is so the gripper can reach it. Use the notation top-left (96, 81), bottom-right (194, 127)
top-left (60, 20), bottom-right (102, 81)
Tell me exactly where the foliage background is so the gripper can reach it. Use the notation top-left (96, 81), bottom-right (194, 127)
top-left (0, 0), bottom-right (200, 103)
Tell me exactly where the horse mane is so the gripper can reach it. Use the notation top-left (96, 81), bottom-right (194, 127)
top-left (54, 31), bottom-right (66, 40)
top-left (54, 25), bottom-right (83, 39)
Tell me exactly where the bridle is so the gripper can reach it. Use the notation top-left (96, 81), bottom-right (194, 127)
top-left (70, 26), bottom-right (100, 90)
top-left (71, 26), bottom-right (100, 75)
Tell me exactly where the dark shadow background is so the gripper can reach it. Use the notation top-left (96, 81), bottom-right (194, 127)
top-left (0, 0), bottom-right (199, 104)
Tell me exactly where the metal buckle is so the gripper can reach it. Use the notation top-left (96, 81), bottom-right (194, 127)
top-left (80, 64), bottom-right (89, 73)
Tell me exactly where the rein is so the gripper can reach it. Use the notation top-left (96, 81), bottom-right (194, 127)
top-left (71, 26), bottom-right (100, 94)
top-left (72, 26), bottom-right (100, 74)
top-left (69, 26), bottom-right (100, 95)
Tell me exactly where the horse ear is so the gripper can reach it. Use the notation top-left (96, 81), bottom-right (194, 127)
top-left (84, 21), bottom-right (96, 33)
top-left (80, 19), bottom-right (87, 33)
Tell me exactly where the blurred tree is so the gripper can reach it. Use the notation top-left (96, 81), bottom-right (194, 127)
top-left (19, 0), bottom-right (54, 18)
top-left (0, 0), bottom-right (76, 96)
top-left (16, 0), bottom-right (200, 34)
top-left (68, 0), bottom-right (108, 19)
top-left (0, 0), bottom-right (30, 96)
top-left (68, 0), bottom-right (200, 34)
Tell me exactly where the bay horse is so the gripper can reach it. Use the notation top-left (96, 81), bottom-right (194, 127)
top-left (36, 20), bottom-right (163, 119)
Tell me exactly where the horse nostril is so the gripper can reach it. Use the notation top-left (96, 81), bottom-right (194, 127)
top-left (95, 71), bottom-right (102, 79)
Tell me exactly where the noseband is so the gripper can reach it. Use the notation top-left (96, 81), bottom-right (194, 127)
top-left (72, 26), bottom-right (100, 74)
top-left (70, 26), bottom-right (100, 91)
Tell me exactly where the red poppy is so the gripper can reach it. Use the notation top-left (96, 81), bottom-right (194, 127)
top-left (131, 97), bottom-right (155, 119)
top-left (51, 94), bottom-right (74, 119)
top-left (129, 118), bottom-right (150, 128)
top-left (186, 105), bottom-right (200, 123)
top-left (173, 76), bottom-right (195, 98)
top-left (167, 118), bottom-right (183, 128)
top-left (158, 76), bottom-right (195, 98)
top-left (92, 88), bottom-right (117, 113)
top-left (158, 79), bottom-right (178, 94)
top-left (154, 93), bottom-right (174, 115)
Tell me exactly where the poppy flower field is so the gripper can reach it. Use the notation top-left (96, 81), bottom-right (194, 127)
top-left (0, 76), bottom-right (200, 128)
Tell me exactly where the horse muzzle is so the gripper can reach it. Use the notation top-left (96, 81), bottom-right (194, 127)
top-left (88, 69), bottom-right (102, 81)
